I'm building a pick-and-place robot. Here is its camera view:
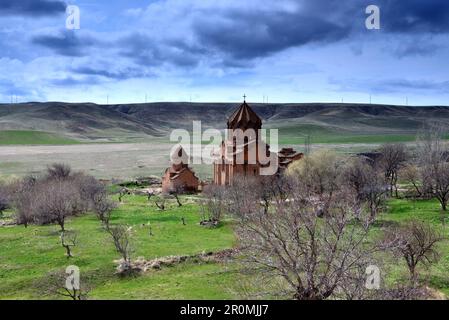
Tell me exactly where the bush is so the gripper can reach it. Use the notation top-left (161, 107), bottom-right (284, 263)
top-left (13, 163), bottom-right (114, 230)
top-left (199, 184), bottom-right (227, 225)
top-left (0, 183), bottom-right (10, 217)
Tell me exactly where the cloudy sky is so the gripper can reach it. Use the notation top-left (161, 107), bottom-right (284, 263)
top-left (0, 0), bottom-right (449, 105)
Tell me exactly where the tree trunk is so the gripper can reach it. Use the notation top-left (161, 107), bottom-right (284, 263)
top-left (65, 246), bottom-right (73, 258)
top-left (175, 195), bottom-right (182, 207)
top-left (408, 265), bottom-right (418, 285)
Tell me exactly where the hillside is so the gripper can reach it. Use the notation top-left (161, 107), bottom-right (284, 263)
top-left (1, 102), bottom-right (449, 143)
top-left (0, 102), bottom-right (164, 142)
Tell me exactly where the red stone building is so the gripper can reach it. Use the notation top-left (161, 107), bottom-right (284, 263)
top-left (278, 147), bottom-right (304, 169)
top-left (213, 99), bottom-right (303, 186)
top-left (162, 146), bottom-right (199, 193)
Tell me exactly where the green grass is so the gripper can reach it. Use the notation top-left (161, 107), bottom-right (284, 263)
top-left (375, 198), bottom-right (449, 296)
top-left (0, 195), bottom-right (236, 299)
top-left (0, 130), bottom-right (79, 145)
top-left (278, 134), bottom-right (420, 145)
top-left (271, 124), bottom-right (449, 145)
top-left (1, 192), bottom-right (449, 299)
top-left (276, 125), bottom-right (420, 144)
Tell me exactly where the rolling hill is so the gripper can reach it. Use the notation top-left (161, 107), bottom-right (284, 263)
top-left (1, 102), bottom-right (449, 144)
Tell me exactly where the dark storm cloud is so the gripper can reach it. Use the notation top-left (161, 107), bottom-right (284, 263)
top-left (189, 0), bottom-right (449, 62)
top-left (379, 0), bottom-right (449, 34)
top-left (72, 66), bottom-right (152, 80)
top-left (50, 76), bottom-right (100, 86)
top-left (118, 33), bottom-right (202, 67)
top-left (193, 9), bottom-right (351, 61)
top-left (23, 0), bottom-right (449, 68)
top-left (0, 0), bottom-right (66, 16)
top-left (32, 31), bottom-right (94, 57)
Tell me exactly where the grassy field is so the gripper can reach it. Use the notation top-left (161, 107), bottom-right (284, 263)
top-left (275, 124), bottom-right (420, 145)
top-left (0, 194), bottom-right (237, 299)
top-left (380, 198), bottom-right (449, 296)
top-left (269, 123), bottom-right (449, 145)
top-left (279, 133), bottom-right (420, 145)
top-left (0, 127), bottom-right (437, 147)
top-left (1, 193), bottom-right (448, 299)
top-left (0, 131), bottom-right (79, 146)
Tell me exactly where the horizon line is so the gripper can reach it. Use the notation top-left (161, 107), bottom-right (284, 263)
top-left (1, 101), bottom-right (449, 108)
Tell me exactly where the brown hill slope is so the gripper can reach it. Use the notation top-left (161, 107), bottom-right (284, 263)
top-left (1, 102), bottom-right (448, 142)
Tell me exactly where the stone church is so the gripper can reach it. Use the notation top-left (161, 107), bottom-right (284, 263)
top-left (213, 99), bottom-right (303, 186)
top-left (162, 145), bottom-right (200, 193)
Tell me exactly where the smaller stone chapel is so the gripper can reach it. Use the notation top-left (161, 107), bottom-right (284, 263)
top-left (161, 145), bottom-right (200, 193)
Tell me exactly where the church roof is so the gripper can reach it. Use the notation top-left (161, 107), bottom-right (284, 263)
top-left (170, 144), bottom-right (189, 165)
top-left (227, 101), bottom-right (262, 129)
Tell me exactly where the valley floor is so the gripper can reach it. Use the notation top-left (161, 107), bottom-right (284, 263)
top-left (0, 141), bottom-right (418, 181)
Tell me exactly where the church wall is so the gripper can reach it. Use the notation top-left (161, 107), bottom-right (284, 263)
top-left (162, 168), bottom-right (199, 193)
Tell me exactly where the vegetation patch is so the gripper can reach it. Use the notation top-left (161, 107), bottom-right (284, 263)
top-left (0, 130), bottom-right (79, 145)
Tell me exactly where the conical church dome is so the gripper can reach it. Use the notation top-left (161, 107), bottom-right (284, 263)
top-left (227, 100), bottom-right (262, 130)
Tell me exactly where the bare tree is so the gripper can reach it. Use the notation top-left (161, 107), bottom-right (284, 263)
top-left (233, 177), bottom-right (376, 300)
top-left (225, 177), bottom-right (260, 218)
top-left (255, 175), bottom-right (288, 214)
top-left (154, 196), bottom-right (167, 211)
top-left (34, 180), bottom-right (84, 232)
top-left (287, 150), bottom-right (345, 216)
top-left (400, 164), bottom-right (425, 198)
top-left (344, 158), bottom-right (387, 221)
top-left (382, 220), bottom-right (443, 283)
top-left (107, 224), bottom-right (134, 267)
top-left (46, 163), bottom-right (72, 181)
top-left (60, 231), bottom-right (77, 258)
top-left (118, 188), bottom-right (130, 202)
top-left (93, 193), bottom-right (117, 229)
top-left (13, 170), bottom-right (106, 229)
top-left (14, 176), bottom-right (39, 227)
top-left (40, 270), bottom-right (90, 300)
top-left (73, 173), bottom-right (106, 210)
top-left (428, 163), bottom-right (449, 211)
top-left (377, 144), bottom-right (408, 197)
top-left (0, 183), bottom-right (10, 218)
top-left (416, 127), bottom-right (449, 211)
top-left (199, 184), bottom-right (227, 226)
top-left (170, 185), bottom-right (184, 207)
